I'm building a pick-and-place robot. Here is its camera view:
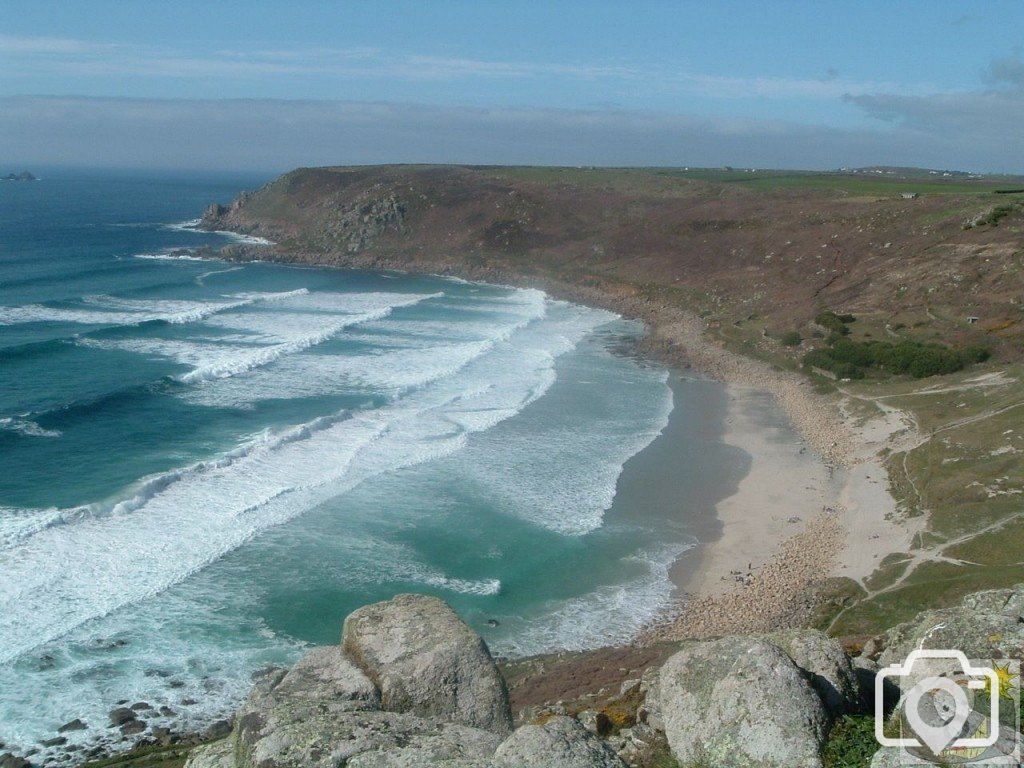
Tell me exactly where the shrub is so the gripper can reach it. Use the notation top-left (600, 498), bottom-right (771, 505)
top-left (803, 349), bottom-right (835, 370)
top-left (814, 310), bottom-right (852, 336)
top-left (802, 338), bottom-right (988, 380)
top-left (960, 345), bottom-right (991, 364)
top-left (780, 331), bottom-right (802, 347)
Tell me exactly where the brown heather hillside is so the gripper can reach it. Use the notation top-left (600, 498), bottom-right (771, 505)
top-left (203, 165), bottom-right (1024, 360)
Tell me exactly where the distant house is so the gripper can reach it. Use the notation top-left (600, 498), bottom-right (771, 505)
top-left (901, 192), bottom-right (918, 199)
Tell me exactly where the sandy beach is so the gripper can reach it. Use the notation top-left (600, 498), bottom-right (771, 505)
top-left (674, 384), bottom-right (845, 599)
top-left (631, 303), bottom-right (923, 640)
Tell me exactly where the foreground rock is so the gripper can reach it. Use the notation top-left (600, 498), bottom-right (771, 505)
top-left (492, 716), bottom-right (625, 767)
top-left (230, 615), bottom-right (502, 768)
top-left (767, 629), bottom-right (862, 714)
top-left (656, 636), bottom-right (833, 768)
top-left (186, 739), bottom-right (234, 768)
top-left (343, 594), bottom-right (513, 735)
top-left (186, 594), bottom-right (611, 768)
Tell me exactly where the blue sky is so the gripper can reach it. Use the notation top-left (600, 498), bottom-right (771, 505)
top-left (2, 1), bottom-right (1023, 171)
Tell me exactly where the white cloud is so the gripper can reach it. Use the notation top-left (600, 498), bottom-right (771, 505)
top-left (0, 34), bottom-right (114, 55)
top-left (0, 32), bottom-right (928, 101)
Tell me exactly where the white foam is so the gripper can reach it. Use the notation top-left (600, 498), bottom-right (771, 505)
top-left (422, 576), bottom-right (502, 596)
top-left (178, 293), bottom-right (442, 384)
top-left (0, 290), bottom-right (309, 327)
top-left (0, 576), bottom-right (304, 764)
top-left (166, 219), bottom-right (274, 245)
top-left (0, 291), bottom-right (609, 665)
top-left (77, 337), bottom-right (265, 368)
top-left (195, 266), bottom-right (244, 285)
top-left (165, 218), bottom-right (202, 230)
top-left (448, 319), bottom-right (671, 536)
top-left (213, 230), bottom-right (274, 246)
top-left (133, 252), bottom-right (206, 262)
top-left (0, 506), bottom-right (66, 549)
top-left (0, 417), bottom-right (61, 438)
top-left (183, 291), bottom-right (545, 406)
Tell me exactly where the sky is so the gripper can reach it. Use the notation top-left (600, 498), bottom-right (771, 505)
top-left (2, 1), bottom-right (1023, 172)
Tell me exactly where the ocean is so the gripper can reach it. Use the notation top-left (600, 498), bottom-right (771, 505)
top-left (0, 171), bottom-right (740, 759)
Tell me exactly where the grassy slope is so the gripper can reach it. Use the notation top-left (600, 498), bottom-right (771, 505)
top-left (207, 165), bottom-right (1024, 636)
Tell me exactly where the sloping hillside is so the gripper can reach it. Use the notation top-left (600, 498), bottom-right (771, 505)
top-left (204, 165), bottom-right (1024, 361)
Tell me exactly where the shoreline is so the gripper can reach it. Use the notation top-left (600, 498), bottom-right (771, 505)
top-left (219, 249), bottom-right (917, 634)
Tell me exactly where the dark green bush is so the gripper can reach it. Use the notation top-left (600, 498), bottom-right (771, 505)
top-left (815, 310), bottom-right (853, 336)
top-left (803, 349), bottom-right (835, 369)
top-left (961, 345), bottom-right (991, 364)
top-left (802, 338), bottom-right (989, 380)
top-left (780, 331), bottom-right (802, 346)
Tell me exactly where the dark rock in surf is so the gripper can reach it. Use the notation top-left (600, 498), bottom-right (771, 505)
top-left (57, 719), bottom-right (86, 733)
top-left (108, 708), bottom-right (137, 727)
top-left (120, 721), bottom-right (146, 737)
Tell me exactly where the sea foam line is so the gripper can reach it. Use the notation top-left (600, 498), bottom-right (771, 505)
top-left (133, 252), bottom-right (207, 262)
top-left (165, 219), bottom-right (274, 245)
top-left (182, 290), bottom-right (548, 407)
top-left (0, 289), bottom-right (308, 327)
top-left (177, 292), bottom-right (444, 384)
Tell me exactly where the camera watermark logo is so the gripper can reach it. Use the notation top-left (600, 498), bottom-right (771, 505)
top-left (876, 649), bottom-right (1020, 765)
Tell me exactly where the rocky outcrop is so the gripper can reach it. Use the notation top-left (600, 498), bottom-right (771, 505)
top-left (185, 740), bottom-right (234, 768)
top-left (342, 594), bottom-right (512, 735)
top-left (877, 586), bottom-right (1024, 666)
top-left (223, 600), bottom-right (506, 768)
top-left (237, 708), bottom-right (500, 768)
top-left (185, 594), bottom-right (608, 768)
top-left (767, 629), bottom-right (862, 715)
top-left (655, 636), bottom-right (834, 768)
top-left (491, 716), bottom-right (625, 767)
top-left (862, 586), bottom-right (1024, 767)
top-left (325, 192), bottom-right (406, 254)
top-left (200, 192), bottom-right (253, 232)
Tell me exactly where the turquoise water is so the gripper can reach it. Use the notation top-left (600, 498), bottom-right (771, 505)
top-left (0, 172), bottom-right (735, 758)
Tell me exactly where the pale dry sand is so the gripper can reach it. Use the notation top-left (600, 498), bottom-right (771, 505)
top-left (832, 398), bottom-right (924, 582)
top-left (680, 384), bottom-right (844, 599)
top-left (630, 306), bottom-right (922, 640)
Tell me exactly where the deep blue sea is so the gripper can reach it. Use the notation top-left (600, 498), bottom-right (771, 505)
top-left (0, 171), bottom-right (737, 759)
